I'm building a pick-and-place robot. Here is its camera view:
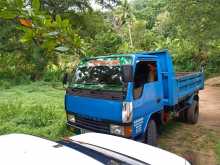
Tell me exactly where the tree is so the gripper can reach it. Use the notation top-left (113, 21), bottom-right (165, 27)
top-left (113, 0), bottom-right (135, 49)
top-left (167, 0), bottom-right (220, 52)
top-left (166, 0), bottom-right (220, 72)
top-left (39, 0), bottom-right (120, 18)
top-left (0, 0), bottom-right (85, 80)
top-left (88, 30), bottom-right (122, 55)
top-left (132, 0), bottom-right (167, 29)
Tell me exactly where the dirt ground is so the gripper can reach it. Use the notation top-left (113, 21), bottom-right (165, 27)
top-left (200, 86), bottom-right (220, 131)
top-left (195, 85), bottom-right (220, 165)
top-left (158, 80), bottom-right (220, 165)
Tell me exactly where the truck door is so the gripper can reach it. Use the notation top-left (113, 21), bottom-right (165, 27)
top-left (132, 59), bottom-right (163, 134)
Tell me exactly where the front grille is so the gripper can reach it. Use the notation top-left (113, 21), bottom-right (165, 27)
top-left (71, 116), bottom-right (110, 134)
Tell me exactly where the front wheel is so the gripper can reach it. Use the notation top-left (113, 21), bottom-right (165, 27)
top-left (145, 119), bottom-right (157, 146)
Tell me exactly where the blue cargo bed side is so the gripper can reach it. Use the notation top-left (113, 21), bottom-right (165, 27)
top-left (176, 72), bottom-right (204, 101)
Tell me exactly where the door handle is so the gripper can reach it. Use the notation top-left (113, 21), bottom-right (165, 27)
top-left (156, 98), bottom-right (161, 103)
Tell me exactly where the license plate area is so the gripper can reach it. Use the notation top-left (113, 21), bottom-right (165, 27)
top-left (80, 128), bottom-right (92, 134)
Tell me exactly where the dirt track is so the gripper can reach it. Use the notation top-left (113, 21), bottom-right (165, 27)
top-left (158, 84), bottom-right (220, 165)
top-left (194, 85), bottom-right (220, 165)
top-left (200, 86), bottom-right (220, 131)
top-left (184, 85), bottom-right (220, 165)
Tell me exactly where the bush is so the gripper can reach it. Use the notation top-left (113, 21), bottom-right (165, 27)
top-left (0, 80), bottom-right (11, 89)
top-left (43, 64), bottom-right (63, 82)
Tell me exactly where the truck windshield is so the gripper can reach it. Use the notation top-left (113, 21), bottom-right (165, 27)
top-left (71, 56), bottom-right (132, 91)
top-left (75, 65), bottom-right (121, 85)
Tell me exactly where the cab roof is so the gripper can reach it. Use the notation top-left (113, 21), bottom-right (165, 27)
top-left (86, 50), bottom-right (168, 60)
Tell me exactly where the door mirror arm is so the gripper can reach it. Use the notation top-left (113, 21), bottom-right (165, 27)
top-left (121, 65), bottom-right (133, 83)
top-left (62, 73), bottom-right (68, 88)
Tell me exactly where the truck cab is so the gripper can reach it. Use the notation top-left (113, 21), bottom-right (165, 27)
top-left (64, 50), bottom-right (204, 145)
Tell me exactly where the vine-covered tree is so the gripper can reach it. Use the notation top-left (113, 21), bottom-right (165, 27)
top-left (113, 0), bottom-right (135, 48)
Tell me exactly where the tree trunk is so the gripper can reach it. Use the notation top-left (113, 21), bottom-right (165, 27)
top-left (128, 22), bottom-right (133, 49)
top-left (30, 48), bottom-right (48, 81)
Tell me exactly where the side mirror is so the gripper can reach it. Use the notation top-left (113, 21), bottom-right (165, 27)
top-left (62, 73), bottom-right (68, 85)
top-left (122, 65), bottom-right (133, 82)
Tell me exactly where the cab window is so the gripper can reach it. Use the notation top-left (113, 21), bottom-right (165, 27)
top-left (133, 61), bottom-right (158, 99)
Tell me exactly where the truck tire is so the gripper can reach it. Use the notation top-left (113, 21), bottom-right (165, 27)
top-left (145, 119), bottom-right (157, 146)
top-left (178, 110), bottom-right (186, 122)
top-left (186, 100), bottom-right (199, 124)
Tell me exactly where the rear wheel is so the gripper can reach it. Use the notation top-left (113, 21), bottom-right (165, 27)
top-left (186, 100), bottom-right (199, 124)
top-left (178, 110), bottom-right (186, 122)
top-left (145, 119), bottom-right (157, 146)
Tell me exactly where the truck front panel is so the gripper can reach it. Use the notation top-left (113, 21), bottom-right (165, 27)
top-left (65, 94), bottom-right (123, 122)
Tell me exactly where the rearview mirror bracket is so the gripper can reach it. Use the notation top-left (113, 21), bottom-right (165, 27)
top-left (122, 65), bottom-right (133, 83)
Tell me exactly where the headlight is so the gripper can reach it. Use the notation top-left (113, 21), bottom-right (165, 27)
top-left (110, 125), bottom-right (124, 135)
top-left (110, 124), bottom-right (132, 138)
top-left (67, 114), bottom-right (76, 123)
top-left (122, 102), bottom-right (133, 123)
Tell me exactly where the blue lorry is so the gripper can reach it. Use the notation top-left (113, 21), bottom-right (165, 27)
top-left (63, 50), bottom-right (204, 145)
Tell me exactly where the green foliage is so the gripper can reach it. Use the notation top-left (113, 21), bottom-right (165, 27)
top-left (127, 0), bottom-right (220, 76)
top-left (0, 81), bottom-right (11, 89)
top-left (40, 0), bottom-right (120, 16)
top-left (43, 64), bottom-right (63, 82)
top-left (0, 0), bottom-right (85, 80)
top-left (88, 31), bottom-right (122, 55)
top-left (71, 11), bottom-right (107, 39)
top-left (165, 0), bottom-right (220, 75)
top-left (112, 0), bottom-right (135, 48)
top-left (32, 0), bottom-right (40, 12)
top-left (132, 0), bottom-right (167, 29)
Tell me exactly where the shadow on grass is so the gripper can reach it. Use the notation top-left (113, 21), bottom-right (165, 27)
top-left (158, 119), bottom-right (182, 136)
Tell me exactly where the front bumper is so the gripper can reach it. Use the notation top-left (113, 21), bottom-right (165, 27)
top-left (67, 118), bottom-right (110, 134)
top-left (66, 113), bottom-right (132, 138)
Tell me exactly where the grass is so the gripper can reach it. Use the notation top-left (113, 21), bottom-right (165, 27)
top-left (216, 141), bottom-right (220, 165)
top-left (0, 81), bottom-right (72, 140)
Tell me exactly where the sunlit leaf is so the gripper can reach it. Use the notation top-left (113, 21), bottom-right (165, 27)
top-left (32, 0), bottom-right (40, 13)
top-left (15, 0), bottom-right (24, 9)
top-left (44, 19), bottom-right (52, 27)
top-left (62, 19), bottom-right (69, 28)
top-left (42, 40), bottom-right (56, 51)
top-left (47, 31), bottom-right (59, 36)
top-left (0, 11), bottom-right (17, 19)
top-left (20, 29), bottom-right (33, 43)
top-left (55, 46), bottom-right (69, 52)
top-left (56, 15), bottom-right (62, 26)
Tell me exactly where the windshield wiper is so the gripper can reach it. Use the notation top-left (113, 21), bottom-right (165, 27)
top-left (105, 84), bottom-right (121, 87)
top-left (90, 89), bottom-right (102, 92)
top-left (83, 83), bottom-right (96, 85)
top-left (72, 82), bottom-right (95, 85)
